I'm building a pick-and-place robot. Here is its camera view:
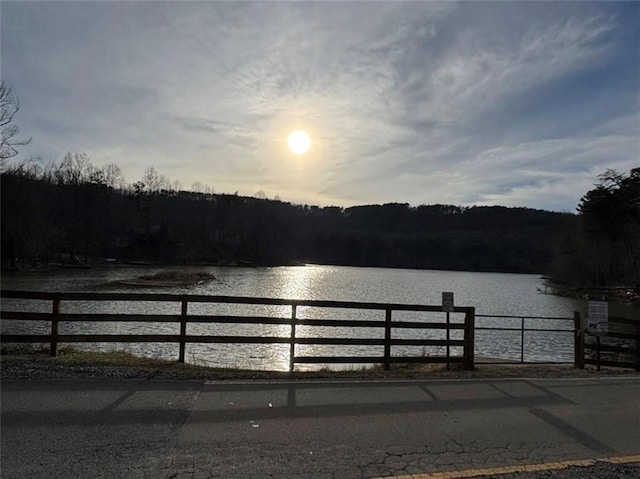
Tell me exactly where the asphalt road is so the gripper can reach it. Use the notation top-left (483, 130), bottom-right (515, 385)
top-left (1, 376), bottom-right (639, 479)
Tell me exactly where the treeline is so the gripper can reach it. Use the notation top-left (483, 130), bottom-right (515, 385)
top-left (1, 155), bottom-right (574, 274)
top-left (553, 168), bottom-right (640, 289)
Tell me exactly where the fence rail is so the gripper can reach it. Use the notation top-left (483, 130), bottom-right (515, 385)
top-left (0, 290), bottom-right (475, 371)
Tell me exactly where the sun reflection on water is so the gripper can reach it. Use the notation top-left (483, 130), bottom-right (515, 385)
top-left (268, 265), bottom-right (326, 370)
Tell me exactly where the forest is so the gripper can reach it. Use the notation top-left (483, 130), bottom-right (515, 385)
top-left (552, 168), bottom-right (640, 290)
top-left (1, 154), bottom-right (575, 275)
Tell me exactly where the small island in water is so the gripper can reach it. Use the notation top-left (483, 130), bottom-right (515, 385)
top-left (118, 271), bottom-right (215, 287)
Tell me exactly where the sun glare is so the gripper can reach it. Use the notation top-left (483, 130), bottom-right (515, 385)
top-left (287, 129), bottom-right (311, 155)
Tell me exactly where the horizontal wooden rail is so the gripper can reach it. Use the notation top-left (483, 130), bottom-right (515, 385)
top-left (0, 289), bottom-right (476, 372)
top-left (582, 316), bottom-right (639, 372)
top-left (584, 331), bottom-right (639, 340)
top-left (607, 316), bottom-right (640, 326)
top-left (293, 356), bottom-right (466, 364)
top-left (584, 343), bottom-right (636, 354)
top-left (391, 321), bottom-right (466, 330)
top-left (0, 311), bottom-right (470, 331)
top-left (0, 289), bottom-right (471, 312)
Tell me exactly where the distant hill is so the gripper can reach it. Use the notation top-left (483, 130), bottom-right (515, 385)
top-left (1, 172), bottom-right (575, 273)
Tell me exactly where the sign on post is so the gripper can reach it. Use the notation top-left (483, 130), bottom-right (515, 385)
top-left (587, 300), bottom-right (608, 334)
top-left (442, 292), bottom-right (454, 312)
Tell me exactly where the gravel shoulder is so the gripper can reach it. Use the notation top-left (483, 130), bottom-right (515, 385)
top-left (478, 460), bottom-right (640, 479)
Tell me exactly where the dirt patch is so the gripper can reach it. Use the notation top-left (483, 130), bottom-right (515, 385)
top-left (117, 271), bottom-right (215, 287)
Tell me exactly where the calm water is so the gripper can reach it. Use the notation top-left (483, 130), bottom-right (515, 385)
top-left (1, 265), bottom-right (586, 370)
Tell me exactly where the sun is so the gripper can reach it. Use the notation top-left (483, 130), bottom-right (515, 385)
top-left (287, 129), bottom-right (311, 155)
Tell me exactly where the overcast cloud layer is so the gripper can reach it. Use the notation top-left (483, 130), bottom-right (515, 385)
top-left (2, 1), bottom-right (639, 211)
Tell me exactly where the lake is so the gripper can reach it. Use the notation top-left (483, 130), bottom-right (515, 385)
top-left (1, 265), bottom-right (587, 370)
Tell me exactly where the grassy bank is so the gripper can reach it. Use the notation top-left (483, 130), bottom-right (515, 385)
top-left (1, 346), bottom-right (635, 381)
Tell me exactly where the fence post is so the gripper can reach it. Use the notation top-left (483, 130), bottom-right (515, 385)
top-left (574, 311), bottom-right (584, 369)
top-left (384, 309), bottom-right (392, 371)
top-left (50, 298), bottom-right (60, 357)
top-left (520, 317), bottom-right (525, 364)
top-left (464, 307), bottom-right (475, 370)
top-left (289, 304), bottom-right (297, 373)
top-left (446, 311), bottom-right (450, 371)
top-left (178, 300), bottom-right (188, 363)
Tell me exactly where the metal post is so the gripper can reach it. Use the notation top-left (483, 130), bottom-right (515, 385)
top-left (520, 317), bottom-right (525, 364)
top-left (178, 300), bottom-right (188, 363)
top-left (50, 299), bottom-right (60, 357)
top-left (596, 335), bottom-right (601, 371)
top-left (384, 309), bottom-right (392, 371)
top-left (289, 304), bottom-right (297, 373)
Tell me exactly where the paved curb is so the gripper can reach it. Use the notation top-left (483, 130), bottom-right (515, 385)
top-left (374, 455), bottom-right (640, 479)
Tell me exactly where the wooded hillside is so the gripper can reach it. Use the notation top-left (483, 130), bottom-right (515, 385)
top-left (1, 163), bottom-right (574, 274)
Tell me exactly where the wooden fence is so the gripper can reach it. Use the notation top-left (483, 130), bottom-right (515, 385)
top-left (583, 316), bottom-right (640, 371)
top-left (0, 290), bottom-right (476, 371)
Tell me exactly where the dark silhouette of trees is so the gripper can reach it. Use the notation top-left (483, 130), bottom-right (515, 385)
top-left (1, 155), bottom-right (574, 273)
top-left (553, 168), bottom-right (640, 288)
top-left (579, 168), bottom-right (639, 286)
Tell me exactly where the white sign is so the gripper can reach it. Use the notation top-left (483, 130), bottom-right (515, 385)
top-left (442, 292), bottom-right (454, 312)
top-left (587, 300), bottom-right (608, 334)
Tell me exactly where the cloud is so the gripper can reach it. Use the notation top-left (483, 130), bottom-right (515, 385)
top-left (2, 1), bottom-right (638, 211)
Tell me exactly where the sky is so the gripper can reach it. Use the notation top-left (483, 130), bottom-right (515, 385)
top-left (1, 0), bottom-right (639, 212)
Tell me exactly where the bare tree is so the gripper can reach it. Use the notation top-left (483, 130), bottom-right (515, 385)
top-left (142, 167), bottom-right (161, 192)
top-left (56, 152), bottom-right (92, 185)
top-left (171, 180), bottom-right (182, 192)
top-left (138, 166), bottom-right (171, 193)
top-left (103, 163), bottom-right (125, 189)
top-left (4, 156), bottom-right (39, 177)
top-left (41, 159), bottom-right (59, 183)
top-left (86, 164), bottom-right (104, 185)
top-left (158, 173), bottom-right (171, 192)
top-left (0, 81), bottom-right (31, 168)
